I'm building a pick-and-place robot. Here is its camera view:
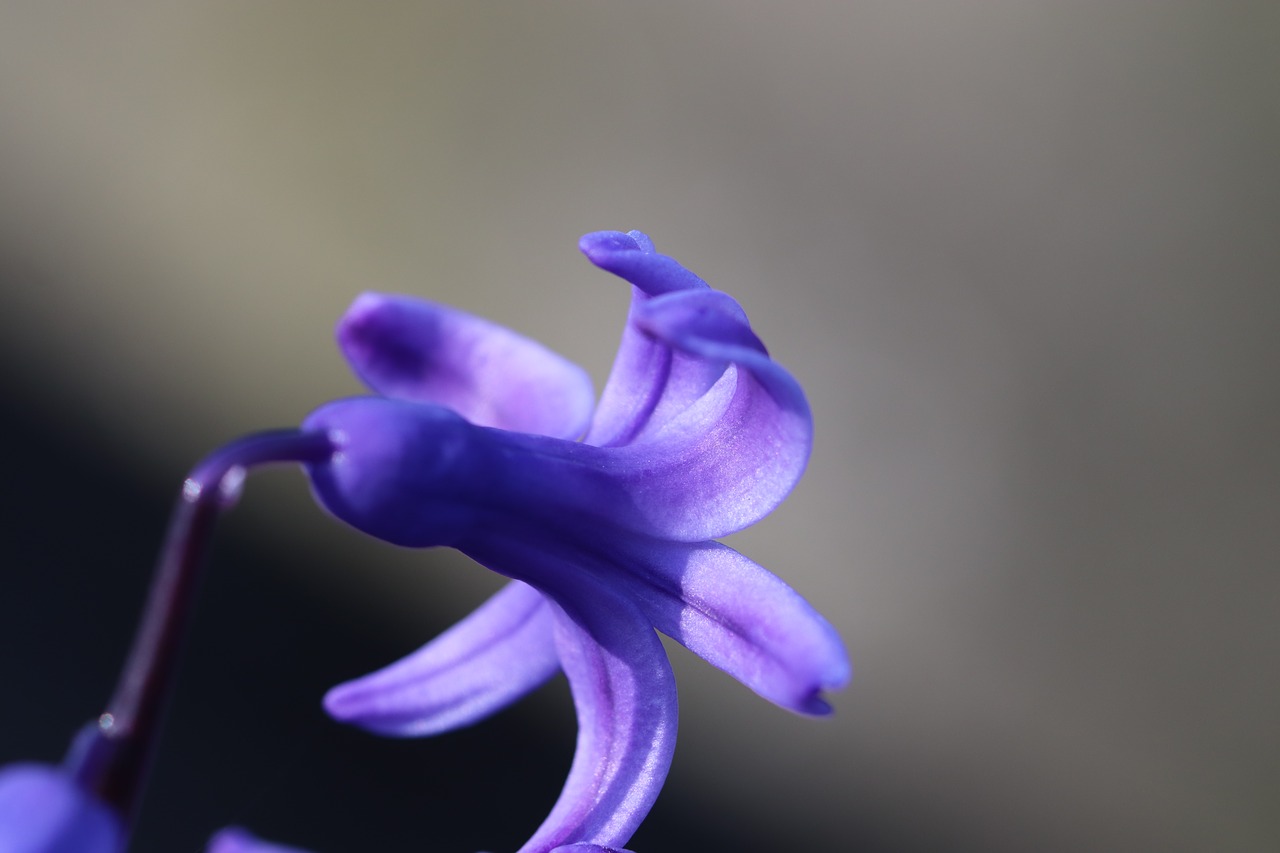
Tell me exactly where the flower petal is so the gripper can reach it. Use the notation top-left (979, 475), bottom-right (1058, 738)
top-left (466, 533), bottom-right (848, 716)
top-left (516, 587), bottom-right (676, 853)
top-left (602, 286), bottom-right (812, 538)
top-left (306, 373), bottom-right (807, 549)
top-left (495, 290), bottom-right (810, 541)
top-left (338, 292), bottom-right (594, 439)
top-left (457, 539), bottom-right (677, 853)
top-left (579, 231), bottom-right (714, 448)
top-left (323, 580), bottom-right (559, 737)
top-left (0, 764), bottom-right (122, 853)
top-left (579, 230), bottom-right (708, 298)
top-left (206, 826), bottom-right (314, 853)
top-left (611, 539), bottom-right (850, 715)
top-left (579, 234), bottom-right (813, 538)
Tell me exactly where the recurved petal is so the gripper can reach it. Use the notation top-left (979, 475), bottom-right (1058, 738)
top-left (0, 764), bottom-right (122, 853)
top-left (324, 580), bottom-right (559, 737)
top-left (615, 539), bottom-right (850, 715)
top-left (579, 230), bottom-right (708, 297)
top-left (580, 231), bottom-right (714, 448)
top-left (578, 235), bottom-right (813, 537)
top-left (604, 288), bottom-right (812, 540)
top-left (469, 533), bottom-right (848, 716)
top-left (338, 292), bottom-right (594, 439)
top-left (206, 826), bottom-right (314, 853)
top-left (481, 560), bottom-right (675, 853)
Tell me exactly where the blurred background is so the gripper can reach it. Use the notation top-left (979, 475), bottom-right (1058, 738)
top-left (1, 2), bottom-right (1277, 851)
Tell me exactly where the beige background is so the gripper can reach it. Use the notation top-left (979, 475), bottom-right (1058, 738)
top-left (1, 2), bottom-right (1277, 850)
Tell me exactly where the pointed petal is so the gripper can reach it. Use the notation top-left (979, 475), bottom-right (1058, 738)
top-left (551, 846), bottom-right (635, 853)
top-left (517, 588), bottom-right (676, 853)
top-left (466, 534), bottom-right (848, 717)
top-left (338, 292), bottom-right (594, 439)
top-left (613, 539), bottom-right (850, 715)
top-left (324, 581), bottom-right (559, 737)
top-left (0, 764), bottom-right (122, 853)
top-left (456, 540), bottom-right (676, 853)
top-left (207, 826), bottom-right (314, 853)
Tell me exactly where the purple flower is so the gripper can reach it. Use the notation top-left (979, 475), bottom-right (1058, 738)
top-left (305, 231), bottom-right (850, 853)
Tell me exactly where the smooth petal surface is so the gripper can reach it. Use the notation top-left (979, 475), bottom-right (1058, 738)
top-left (338, 292), bottom-right (594, 440)
top-left (580, 231), bottom-right (712, 448)
top-left (0, 764), bottom-right (122, 853)
top-left (206, 826), bottom-right (314, 853)
top-left (495, 290), bottom-right (811, 541)
top-left (579, 230), bottom-right (708, 298)
top-left (606, 288), bottom-right (812, 539)
top-left (604, 538), bottom-right (849, 715)
top-left (460, 531), bottom-right (846, 715)
top-left (461, 544), bottom-right (676, 853)
top-left (324, 580), bottom-right (559, 737)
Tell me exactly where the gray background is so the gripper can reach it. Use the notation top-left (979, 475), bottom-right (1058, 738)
top-left (1, 2), bottom-right (1277, 851)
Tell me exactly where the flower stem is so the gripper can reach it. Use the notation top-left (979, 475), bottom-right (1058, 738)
top-left (64, 429), bottom-right (335, 830)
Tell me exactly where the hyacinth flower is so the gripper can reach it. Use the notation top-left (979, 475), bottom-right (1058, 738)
top-left (0, 229), bottom-right (847, 852)
top-left (308, 230), bottom-right (850, 852)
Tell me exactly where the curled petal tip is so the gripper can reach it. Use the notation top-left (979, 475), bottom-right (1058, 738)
top-left (579, 231), bottom-right (707, 296)
top-left (579, 231), bottom-right (644, 259)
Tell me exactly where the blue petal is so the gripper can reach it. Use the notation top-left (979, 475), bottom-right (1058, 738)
top-left (206, 826), bottom-right (314, 853)
top-left (458, 541), bottom-right (677, 853)
top-left (463, 532), bottom-right (848, 717)
top-left (579, 231), bottom-right (713, 448)
top-left (307, 362), bottom-right (807, 544)
top-left (598, 538), bottom-right (849, 716)
top-left (338, 292), bottom-right (594, 439)
top-left (0, 764), bottom-right (122, 853)
top-left (582, 235), bottom-right (813, 538)
top-left (518, 589), bottom-right (676, 852)
top-left (608, 288), bottom-right (811, 539)
top-left (324, 580), bottom-right (559, 737)
top-left (579, 230), bottom-right (708, 298)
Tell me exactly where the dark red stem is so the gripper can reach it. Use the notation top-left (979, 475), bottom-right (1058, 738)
top-left (64, 429), bottom-right (335, 830)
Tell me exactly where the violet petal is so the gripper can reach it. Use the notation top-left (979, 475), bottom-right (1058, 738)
top-left (603, 287), bottom-right (812, 540)
top-left (338, 292), bottom-right (594, 439)
top-left (0, 764), bottom-right (122, 853)
top-left (323, 580), bottom-right (559, 737)
top-left (578, 230), bottom-right (708, 298)
top-left (206, 826), bottom-right (314, 853)
top-left (610, 538), bottom-right (850, 715)
top-left (464, 532), bottom-right (846, 716)
top-left (469, 560), bottom-right (675, 853)
top-left (579, 230), bottom-right (712, 448)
